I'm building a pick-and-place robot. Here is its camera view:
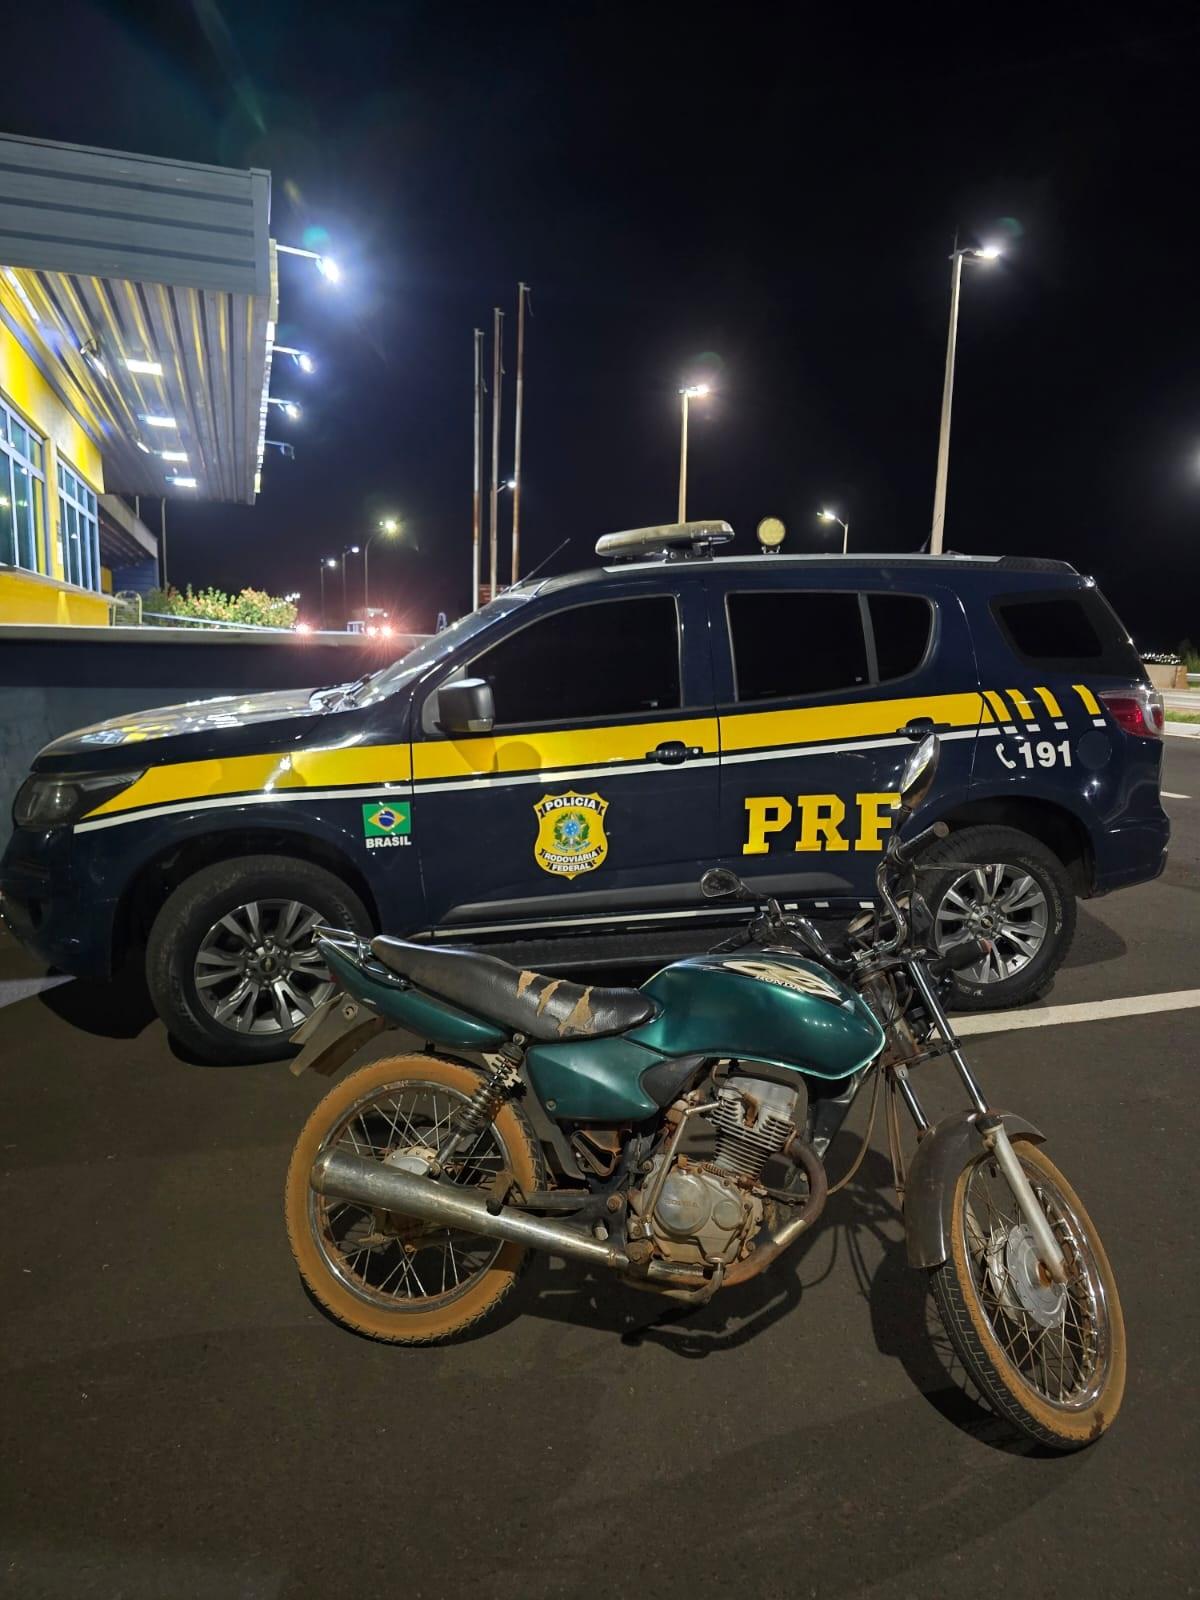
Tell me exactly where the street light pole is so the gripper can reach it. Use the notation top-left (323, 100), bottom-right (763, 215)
top-left (340, 545), bottom-right (360, 627)
top-left (818, 509), bottom-right (850, 553)
top-left (318, 557), bottom-right (336, 630)
top-left (472, 328), bottom-right (484, 611)
top-left (677, 383), bottom-right (710, 522)
top-left (365, 519), bottom-right (399, 614)
top-left (511, 282), bottom-right (529, 587)
top-left (489, 307), bottom-right (504, 602)
top-left (930, 243), bottom-right (1001, 554)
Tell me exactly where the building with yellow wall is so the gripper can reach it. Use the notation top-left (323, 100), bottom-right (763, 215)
top-left (0, 132), bottom-right (275, 626)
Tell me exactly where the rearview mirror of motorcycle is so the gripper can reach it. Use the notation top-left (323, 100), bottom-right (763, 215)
top-left (699, 867), bottom-right (751, 900)
top-left (896, 732), bottom-right (940, 815)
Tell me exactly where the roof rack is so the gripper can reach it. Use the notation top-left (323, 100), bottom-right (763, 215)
top-left (595, 520), bottom-right (734, 562)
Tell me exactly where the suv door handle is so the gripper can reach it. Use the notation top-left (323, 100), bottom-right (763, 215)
top-left (897, 718), bottom-right (952, 741)
top-left (647, 741), bottom-right (703, 765)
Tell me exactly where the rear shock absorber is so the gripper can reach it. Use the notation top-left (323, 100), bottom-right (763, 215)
top-left (436, 1037), bottom-right (526, 1167)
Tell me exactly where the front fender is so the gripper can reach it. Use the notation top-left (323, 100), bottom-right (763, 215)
top-left (904, 1110), bottom-right (1045, 1268)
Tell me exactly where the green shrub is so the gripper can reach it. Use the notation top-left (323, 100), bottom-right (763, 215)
top-left (143, 584), bottom-right (297, 630)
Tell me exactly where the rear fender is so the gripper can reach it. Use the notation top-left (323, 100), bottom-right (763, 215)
top-left (905, 1110), bottom-right (1045, 1268)
top-left (289, 992), bottom-right (388, 1077)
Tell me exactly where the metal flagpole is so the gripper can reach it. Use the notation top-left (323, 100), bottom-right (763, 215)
top-left (472, 328), bottom-right (484, 610)
top-left (488, 307), bottom-right (504, 603)
top-left (511, 283), bottom-right (529, 586)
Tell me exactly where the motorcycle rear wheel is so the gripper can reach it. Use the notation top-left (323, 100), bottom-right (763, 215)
top-left (286, 1055), bottom-right (542, 1344)
top-left (930, 1141), bottom-right (1126, 1450)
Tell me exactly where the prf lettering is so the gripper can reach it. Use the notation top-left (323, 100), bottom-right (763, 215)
top-left (743, 793), bottom-right (900, 855)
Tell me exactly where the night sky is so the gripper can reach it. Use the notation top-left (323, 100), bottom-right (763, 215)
top-left (3, 3), bottom-right (1198, 646)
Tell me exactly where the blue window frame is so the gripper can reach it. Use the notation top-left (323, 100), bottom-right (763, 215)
top-left (0, 395), bottom-right (47, 574)
top-left (57, 460), bottom-right (100, 591)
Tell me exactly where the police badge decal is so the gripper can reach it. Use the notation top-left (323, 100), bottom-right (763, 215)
top-left (533, 792), bottom-right (609, 878)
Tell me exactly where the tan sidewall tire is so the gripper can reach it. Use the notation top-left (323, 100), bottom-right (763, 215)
top-left (285, 1055), bottom-right (542, 1343)
top-left (935, 1141), bottom-right (1126, 1448)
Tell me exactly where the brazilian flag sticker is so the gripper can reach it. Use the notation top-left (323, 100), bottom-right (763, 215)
top-left (362, 801), bottom-right (411, 838)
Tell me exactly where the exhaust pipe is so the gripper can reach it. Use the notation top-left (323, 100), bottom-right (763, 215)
top-left (310, 1148), bottom-right (630, 1272)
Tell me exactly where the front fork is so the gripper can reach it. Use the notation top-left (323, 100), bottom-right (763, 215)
top-left (898, 958), bottom-right (1068, 1284)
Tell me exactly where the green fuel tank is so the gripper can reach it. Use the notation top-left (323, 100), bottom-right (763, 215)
top-left (628, 951), bottom-right (885, 1081)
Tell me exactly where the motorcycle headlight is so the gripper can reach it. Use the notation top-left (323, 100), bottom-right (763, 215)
top-left (13, 770), bottom-right (144, 829)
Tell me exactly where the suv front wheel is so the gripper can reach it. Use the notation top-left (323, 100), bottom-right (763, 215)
top-left (914, 824), bottom-right (1075, 1011)
top-left (146, 855), bottom-right (372, 1063)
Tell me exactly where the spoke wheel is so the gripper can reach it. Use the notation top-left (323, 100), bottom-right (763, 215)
top-left (286, 1056), bottom-right (543, 1344)
top-left (930, 1142), bottom-right (1126, 1449)
top-left (933, 863), bottom-right (1049, 983)
top-left (194, 897), bottom-right (333, 1036)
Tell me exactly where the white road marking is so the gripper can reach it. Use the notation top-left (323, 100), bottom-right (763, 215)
top-left (954, 989), bottom-right (1200, 1036)
top-left (0, 976), bottom-right (74, 1011)
top-left (1162, 790), bottom-right (1190, 800)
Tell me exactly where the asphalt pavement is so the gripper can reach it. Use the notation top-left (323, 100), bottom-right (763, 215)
top-left (2, 744), bottom-right (1198, 1600)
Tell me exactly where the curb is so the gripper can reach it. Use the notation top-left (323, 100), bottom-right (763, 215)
top-left (1164, 721), bottom-right (1200, 739)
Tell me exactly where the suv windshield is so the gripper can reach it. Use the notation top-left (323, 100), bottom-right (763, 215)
top-left (351, 591), bottom-right (533, 705)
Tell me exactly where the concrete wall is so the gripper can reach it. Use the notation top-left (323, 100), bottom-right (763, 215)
top-left (0, 624), bottom-right (425, 844)
top-left (1144, 661), bottom-right (1187, 690)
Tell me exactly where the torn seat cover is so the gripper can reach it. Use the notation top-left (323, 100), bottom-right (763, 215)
top-left (370, 937), bottom-right (657, 1041)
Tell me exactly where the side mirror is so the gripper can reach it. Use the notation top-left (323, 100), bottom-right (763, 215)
top-left (436, 678), bottom-right (495, 735)
top-left (896, 733), bottom-right (940, 814)
top-left (700, 867), bottom-right (751, 900)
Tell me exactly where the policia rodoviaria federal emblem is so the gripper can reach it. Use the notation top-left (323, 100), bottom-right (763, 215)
top-left (533, 792), bottom-right (609, 879)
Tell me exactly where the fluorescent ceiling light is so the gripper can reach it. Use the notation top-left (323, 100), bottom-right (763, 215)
top-left (125, 358), bottom-right (163, 376)
top-left (160, 450), bottom-right (189, 463)
top-left (143, 415), bottom-right (177, 428)
top-left (167, 475), bottom-right (197, 489)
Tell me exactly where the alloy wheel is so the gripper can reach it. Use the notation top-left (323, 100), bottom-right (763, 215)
top-left (933, 864), bottom-right (1049, 984)
top-left (193, 897), bottom-right (333, 1034)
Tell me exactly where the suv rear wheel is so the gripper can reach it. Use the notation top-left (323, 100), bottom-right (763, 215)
top-left (146, 855), bottom-right (371, 1063)
top-left (914, 824), bottom-right (1075, 1011)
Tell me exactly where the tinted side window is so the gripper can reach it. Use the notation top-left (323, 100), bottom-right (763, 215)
top-left (991, 590), bottom-right (1143, 677)
top-left (868, 594), bottom-right (933, 682)
top-left (471, 596), bottom-right (680, 724)
top-left (728, 592), bottom-right (869, 701)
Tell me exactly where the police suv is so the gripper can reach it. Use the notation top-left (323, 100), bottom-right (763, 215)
top-left (1, 521), bottom-right (1169, 1063)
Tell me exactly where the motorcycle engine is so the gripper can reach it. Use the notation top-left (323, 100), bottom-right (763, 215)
top-left (631, 1077), bottom-right (800, 1268)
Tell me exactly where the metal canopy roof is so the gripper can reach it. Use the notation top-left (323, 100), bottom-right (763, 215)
top-left (0, 133), bottom-right (275, 505)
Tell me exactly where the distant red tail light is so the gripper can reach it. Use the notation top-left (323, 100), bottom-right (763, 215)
top-left (1099, 686), bottom-right (1164, 738)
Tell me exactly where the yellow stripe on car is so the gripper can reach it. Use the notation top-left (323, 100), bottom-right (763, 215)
top-left (1072, 683), bottom-right (1102, 715)
top-left (982, 689), bottom-right (1013, 724)
top-left (719, 691), bottom-right (986, 754)
top-left (82, 741), bottom-right (414, 819)
top-left (1005, 687), bottom-right (1038, 723)
top-left (411, 716), bottom-right (719, 782)
top-left (1034, 685), bottom-right (1064, 719)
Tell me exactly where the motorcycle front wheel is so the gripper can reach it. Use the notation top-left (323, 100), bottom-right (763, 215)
top-left (930, 1141), bottom-right (1126, 1450)
top-left (286, 1055), bottom-right (542, 1344)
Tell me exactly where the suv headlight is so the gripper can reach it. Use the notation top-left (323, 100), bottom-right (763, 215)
top-left (13, 771), bottom-right (145, 829)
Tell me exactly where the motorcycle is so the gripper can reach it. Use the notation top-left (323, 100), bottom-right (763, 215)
top-left (284, 735), bottom-right (1124, 1450)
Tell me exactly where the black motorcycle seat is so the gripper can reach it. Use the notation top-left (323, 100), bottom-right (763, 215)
top-left (370, 937), bottom-right (657, 1043)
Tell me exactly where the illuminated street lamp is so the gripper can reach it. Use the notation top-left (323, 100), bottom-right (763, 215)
top-left (274, 344), bottom-right (315, 374)
top-left (341, 544), bottom-right (361, 624)
top-left (276, 243), bottom-right (342, 283)
top-left (266, 397), bottom-right (301, 421)
top-left (318, 556), bottom-right (337, 629)
top-left (677, 384), bottom-right (711, 522)
top-left (930, 242), bottom-right (1002, 553)
top-left (364, 517), bottom-right (401, 614)
top-left (818, 508), bottom-right (850, 553)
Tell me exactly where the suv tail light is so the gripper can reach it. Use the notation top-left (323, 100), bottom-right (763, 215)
top-left (1099, 685), bottom-right (1164, 739)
